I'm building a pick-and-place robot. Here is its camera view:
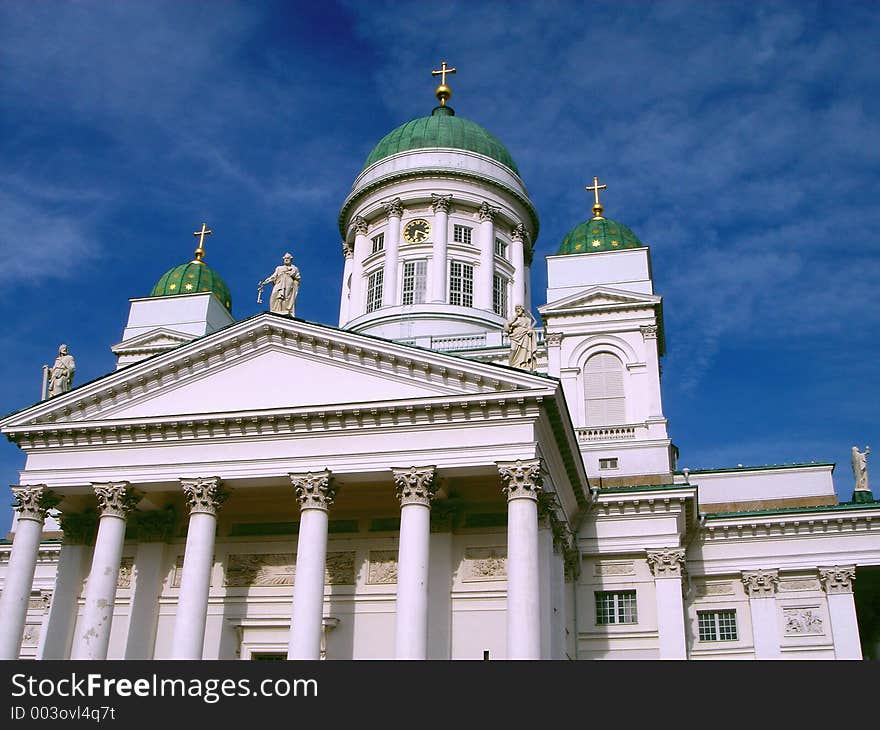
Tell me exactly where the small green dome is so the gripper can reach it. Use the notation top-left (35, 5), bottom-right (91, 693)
top-left (557, 217), bottom-right (643, 255)
top-left (363, 106), bottom-right (519, 175)
top-left (150, 261), bottom-right (232, 311)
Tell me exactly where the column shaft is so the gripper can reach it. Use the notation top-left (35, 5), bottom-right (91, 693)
top-left (507, 496), bottom-right (540, 658)
top-left (171, 512), bottom-right (216, 659)
top-left (72, 515), bottom-right (127, 659)
top-left (511, 227), bottom-right (526, 309)
top-left (821, 567), bottom-right (862, 659)
top-left (430, 199), bottom-right (450, 303)
top-left (395, 503), bottom-right (431, 658)
top-left (348, 217), bottom-right (368, 320)
top-left (476, 204), bottom-right (495, 311)
top-left (289, 508), bottom-right (329, 659)
top-left (0, 515), bottom-right (44, 659)
top-left (743, 570), bottom-right (780, 659)
top-left (338, 245), bottom-right (354, 326)
top-left (655, 578), bottom-right (687, 658)
top-left (40, 543), bottom-right (89, 659)
top-left (383, 200), bottom-right (403, 307)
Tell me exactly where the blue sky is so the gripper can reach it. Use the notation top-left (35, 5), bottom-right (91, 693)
top-left (1, 0), bottom-right (878, 534)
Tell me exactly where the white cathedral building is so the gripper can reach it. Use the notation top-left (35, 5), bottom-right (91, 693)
top-left (1, 70), bottom-right (878, 661)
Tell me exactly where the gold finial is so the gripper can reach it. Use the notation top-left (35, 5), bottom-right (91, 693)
top-left (431, 60), bottom-right (456, 106)
top-left (192, 222), bottom-right (212, 264)
top-left (585, 176), bottom-right (607, 219)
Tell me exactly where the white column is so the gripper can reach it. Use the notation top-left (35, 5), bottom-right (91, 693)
top-left (476, 202), bottom-right (496, 311)
top-left (72, 482), bottom-right (139, 660)
top-left (338, 243), bottom-right (354, 326)
top-left (510, 223), bottom-right (527, 310)
top-left (0, 486), bottom-right (57, 659)
top-left (538, 518), bottom-right (554, 659)
top-left (171, 477), bottom-right (226, 660)
top-left (382, 198), bottom-right (403, 307)
top-left (742, 570), bottom-right (781, 659)
top-left (40, 511), bottom-right (95, 659)
top-left (647, 548), bottom-right (688, 659)
top-left (820, 566), bottom-right (862, 659)
top-left (124, 509), bottom-right (174, 659)
top-left (429, 194), bottom-right (451, 303)
top-left (392, 465), bottom-right (436, 659)
top-left (498, 459), bottom-right (542, 659)
top-left (287, 470), bottom-right (335, 660)
top-left (640, 325), bottom-right (664, 418)
top-left (348, 216), bottom-right (369, 321)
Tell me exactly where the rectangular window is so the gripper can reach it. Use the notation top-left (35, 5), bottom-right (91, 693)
top-left (371, 233), bottom-right (385, 254)
top-left (698, 610), bottom-right (738, 641)
top-left (449, 261), bottom-right (474, 307)
top-left (494, 237), bottom-right (508, 258)
top-left (492, 273), bottom-right (508, 317)
top-left (453, 225), bottom-right (472, 245)
top-left (599, 457), bottom-right (619, 470)
top-left (402, 260), bottom-right (427, 305)
top-left (595, 590), bottom-right (638, 625)
top-left (366, 269), bottom-right (383, 313)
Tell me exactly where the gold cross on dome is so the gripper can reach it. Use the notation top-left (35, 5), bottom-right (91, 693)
top-left (585, 176), bottom-right (607, 219)
top-left (192, 222), bottom-right (212, 263)
top-left (432, 60), bottom-right (457, 106)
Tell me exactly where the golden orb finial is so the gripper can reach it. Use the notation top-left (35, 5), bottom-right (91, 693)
top-left (432, 60), bottom-right (456, 106)
top-left (192, 222), bottom-right (212, 264)
top-left (585, 176), bottom-right (607, 219)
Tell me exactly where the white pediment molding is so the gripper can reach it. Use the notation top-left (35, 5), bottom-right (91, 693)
top-left (538, 285), bottom-right (661, 316)
top-left (110, 328), bottom-right (194, 355)
top-left (1, 313), bottom-right (556, 429)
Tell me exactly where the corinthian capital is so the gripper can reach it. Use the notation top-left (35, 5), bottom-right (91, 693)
top-left (341, 241), bottom-right (354, 260)
top-left (11, 485), bottom-right (59, 522)
top-left (545, 331), bottom-right (563, 347)
top-left (647, 548), bottom-right (686, 577)
top-left (478, 201), bottom-right (498, 222)
top-left (431, 193), bottom-right (452, 213)
top-left (352, 215), bottom-right (369, 236)
top-left (392, 466), bottom-right (437, 507)
top-left (819, 566), bottom-right (856, 594)
top-left (497, 458), bottom-right (543, 501)
top-left (180, 477), bottom-right (228, 516)
top-left (742, 569), bottom-right (779, 597)
top-left (511, 223), bottom-right (528, 243)
top-left (640, 325), bottom-right (658, 340)
top-left (383, 198), bottom-right (404, 217)
top-left (93, 481), bottom-right (140, 519)
top-left (289, 469), bottom-right (336, 511)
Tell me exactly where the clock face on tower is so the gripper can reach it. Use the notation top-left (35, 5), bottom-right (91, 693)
top-left (403, 218), bottom-right (431, 243)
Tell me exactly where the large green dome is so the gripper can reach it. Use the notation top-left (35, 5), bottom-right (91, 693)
top-left (363, 106), bottom-right (519, 175)
top-left (557, 217), bottom-right (643, 255)
top-left (150, 261), bottom-right (232, 311)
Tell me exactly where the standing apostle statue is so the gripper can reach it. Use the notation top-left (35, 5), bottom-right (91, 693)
top-left (259, 252), bottom-right (302, 317)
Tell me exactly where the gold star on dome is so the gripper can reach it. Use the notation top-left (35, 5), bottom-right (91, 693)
top-left (575, 243), bottom-right (583, 250)
top-left (184, 283), bottom-right (194, 291)
top-left (591, 239), bottom-right (601, 247)
top-left (611, 240), bottom-right (619, 246)
top-left (168, 283), bottom-right (177, 290)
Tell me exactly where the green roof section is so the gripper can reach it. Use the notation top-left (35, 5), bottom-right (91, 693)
top-left (680, 462), bottom-right (835, 474)
top-left (557, 216), bottom-right (643, 255)
top-left (705, 499), bottom-right (879, 519)
top-left (363, 106), bottom-right (520, 175)
top-left (150, 261), bottom-right (232, 312)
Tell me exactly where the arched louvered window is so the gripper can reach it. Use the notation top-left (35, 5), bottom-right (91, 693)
top-left (584, 352), bottom-right (625, 425)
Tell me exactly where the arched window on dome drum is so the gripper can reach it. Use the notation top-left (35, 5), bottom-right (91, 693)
top-left (584, 352), bottom-right (626, 426)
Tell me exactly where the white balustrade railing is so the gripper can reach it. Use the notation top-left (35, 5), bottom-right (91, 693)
top-left (576, 425), bottom-right (639, 442)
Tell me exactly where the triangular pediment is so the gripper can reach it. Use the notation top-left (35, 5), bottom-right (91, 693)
top-left (110, 328), bottom-right (194, 354)
top-left (1, 314), bottom-right (556, 429)
top-left (539, 285), bottom-right (661, 316)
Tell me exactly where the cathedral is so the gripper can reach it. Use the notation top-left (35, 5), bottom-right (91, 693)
top-left (1, 66), bottom-right (878, 661)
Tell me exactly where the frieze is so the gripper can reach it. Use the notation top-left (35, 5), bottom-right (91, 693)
top-left (783, 607), bottom-right (824, 635)
top-left (368, 550), bottom-right (398, 584)
top-left (21, 624), bottom-right (41, 648)
top-left (225, 553), bottom-right (294, 587)
top-left (462, 547), bottom-right (507, 581)
top-left (693, 581), bottom-right (735, 597)
top-left (779, 578), bottom-right (821, 592)
top-left (594, 561), bottom-right (635, 577)
top-left (117, 557), bottom-right (134, 589)
top-left (325, 551), bottom-right (356, 585)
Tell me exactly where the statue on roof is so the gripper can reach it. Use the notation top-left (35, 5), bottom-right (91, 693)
top-left (44, 344), bottom-right (76, 399)
top-left (852, 445), bottom-right (870, 494)
top-left (504, 305), bottom-right (538, 371)
top-left (259, 252), bottom-right (301, 317)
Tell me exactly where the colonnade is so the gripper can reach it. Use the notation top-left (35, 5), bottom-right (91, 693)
top-left (0, 458), bottom-right (547, 660)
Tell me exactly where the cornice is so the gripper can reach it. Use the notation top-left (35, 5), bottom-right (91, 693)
top-left (5, 391), bottom-right (555, 450)
top-left (703, 507), bottom-right (880, 541)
